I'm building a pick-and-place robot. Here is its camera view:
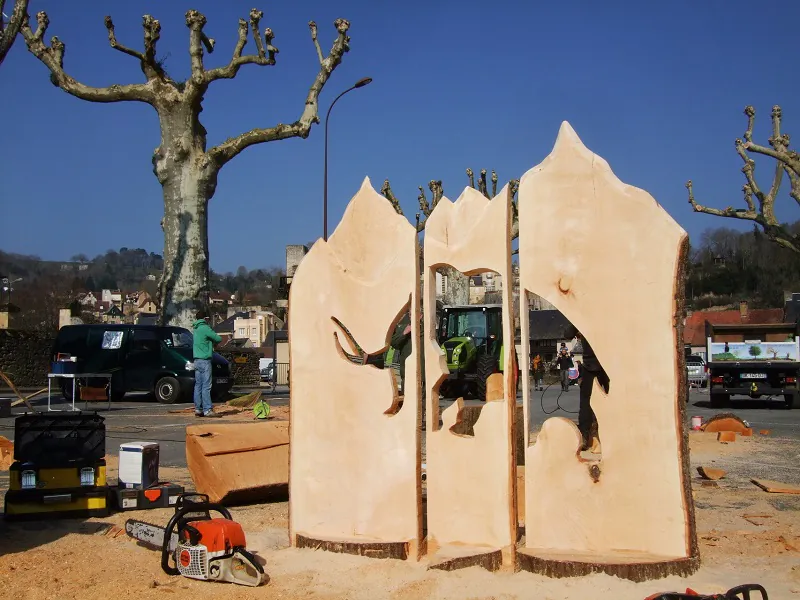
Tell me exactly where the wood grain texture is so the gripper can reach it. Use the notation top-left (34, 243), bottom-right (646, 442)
top-left (185, 421), bottom-right (289, 505)
top-left (516, 548), bottom-right (699, 583)
top-left (423, 185), bottom-right (516, 567)
top-left (295, 534), bottom-right (409, 560)
top-left (517, 122), bottom-right (698, 576)
top-left (288, 177), bottom-right (422, 551)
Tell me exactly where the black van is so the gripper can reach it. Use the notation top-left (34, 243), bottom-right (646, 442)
top-left (51, 324), bottom-right (232, 404)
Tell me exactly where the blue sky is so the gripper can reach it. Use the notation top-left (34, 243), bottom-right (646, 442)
top-left (2, 0), bottom-right (799, 272)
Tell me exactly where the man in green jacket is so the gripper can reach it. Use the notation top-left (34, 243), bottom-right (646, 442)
top-left (193, 309), bottom-right (222, 417)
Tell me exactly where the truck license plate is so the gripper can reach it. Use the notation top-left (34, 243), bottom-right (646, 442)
top-left (216, 378), bottom-right (228, 384)
top-left (741, 373), bottom-right (767, 379)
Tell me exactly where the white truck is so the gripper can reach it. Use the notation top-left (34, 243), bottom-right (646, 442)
top-left (705, 320), bottom-right (800, 409)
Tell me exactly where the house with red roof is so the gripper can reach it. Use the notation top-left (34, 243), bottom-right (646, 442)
top-left (684, 301), bottom-right (785, 360)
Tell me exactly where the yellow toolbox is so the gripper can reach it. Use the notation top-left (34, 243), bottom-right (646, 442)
top-left (3, 413), bottom-right (110, 520)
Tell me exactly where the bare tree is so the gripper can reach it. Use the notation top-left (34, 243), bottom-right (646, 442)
top-left (20, 9), bottom-right (352, 326)
top-left (0, 0), bottom-right (28, 66)
top-left (687, 105), bottom-right (800, 253)
top-left (381, 169), bottom-right (520, 306)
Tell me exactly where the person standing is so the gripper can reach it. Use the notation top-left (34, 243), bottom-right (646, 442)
top-left (556, 345), bottom-right (574, 392)
top-left (576, 332), bottom-right (609, 451)
top-left (193, 309), bottom-right (222, 418)
top-left (532, 353), bottom-right (544, 391)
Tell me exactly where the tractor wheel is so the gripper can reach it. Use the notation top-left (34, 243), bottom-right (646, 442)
top-left (476, 353), bottom-right (497, 402)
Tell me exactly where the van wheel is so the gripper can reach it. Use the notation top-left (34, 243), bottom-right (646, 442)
top-left (155, 376), bottom-right (182, 404)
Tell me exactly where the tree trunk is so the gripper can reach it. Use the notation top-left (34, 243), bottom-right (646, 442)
top-left (152, 102), bottom-right (218, 329)
top-left (157, 165), bottom-right (214, 328)
top-left (442, 266), bottom-right (469, 305)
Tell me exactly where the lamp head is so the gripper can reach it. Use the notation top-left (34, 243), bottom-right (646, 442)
top-left (354, 77), bottom-right (372, 88)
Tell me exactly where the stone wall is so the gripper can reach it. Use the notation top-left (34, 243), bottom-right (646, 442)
top-left (219, 348), bottom-right (261, 386)
top-left (0, 330), bottom-right (53, 387)
top-left (286, 244), bottom-right (308, 277)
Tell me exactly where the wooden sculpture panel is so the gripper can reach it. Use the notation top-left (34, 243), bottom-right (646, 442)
top-left (289, 178), bottom-right (422, 557)
top-left (517, 123), bottom-right (698, 580)
top-left (423, 186), bottom-right (516, 569)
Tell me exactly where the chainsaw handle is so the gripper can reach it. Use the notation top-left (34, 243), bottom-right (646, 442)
top-left (160, 494), bottom-right (235, 576)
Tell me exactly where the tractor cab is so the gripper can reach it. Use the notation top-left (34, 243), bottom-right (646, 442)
top-left (437, 304), bottom-right (505, 400)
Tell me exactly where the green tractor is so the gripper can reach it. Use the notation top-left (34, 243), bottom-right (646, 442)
top-left (438, 304), bottom-right (512, 401)
top-left (383, 303), bottom-right (516, 401)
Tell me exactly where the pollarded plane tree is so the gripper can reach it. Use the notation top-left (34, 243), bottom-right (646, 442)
top-left (0, 0), bottom-right (28, 66)
top-left (380, 169), bottom-right (520, 306)
top-left (687, 106), bottom-right (800, 253)
top-left (21, 8), bottom-right (352, 326)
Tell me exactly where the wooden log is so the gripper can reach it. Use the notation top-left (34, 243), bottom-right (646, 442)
top-left (702, 413), bottom-right (749, 434)
top-left (751, 479), bottom-right (800, 494)
top-left (288, 178), bottom-right (422, 552)
top-left (185, 421), bottom-right (289, 505)
top-left (517, 122), bottom-right (698, 580)
top-left (697, 466), bottom-right (726, 480)
top-left (422, 185), bottom-right (517, 569)
top-left (0, 436), bottom-right (13, 470)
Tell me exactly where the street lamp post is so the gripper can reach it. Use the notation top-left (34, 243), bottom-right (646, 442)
top-left (323, 77), bottom-right (373, 241)
top-left (2, 277), bottom-right (22, 305)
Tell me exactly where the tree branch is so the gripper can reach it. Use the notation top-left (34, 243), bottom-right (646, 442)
top-left (309, 20), bottom-right (324, 64)
top-left (687, 179), bottom-right (800, 253)
top-left (478, 169), bottom-right (489, 198)
top-left (418, 186), bottom-right (430, 217)
top-left (0, 0), bottom-right (27, 67)
top-left (21, 11), bottom-right (154, 104)
top-left (688, 105), bottom-right (800, 254)
top-left (186, 10), bottom-right (213, 83)
top-left (380, 179), bottom-right (403, 216)
top-left (204, 10), bottom-right (276, 83)
top-left (103, 15), bottom-right (165, 81)
top-left (429, 180), bottom-right (444, 211)
top-left (207, 18), bottom-right (350, 168)
top-left (466, 168), bottom-right (475, 189)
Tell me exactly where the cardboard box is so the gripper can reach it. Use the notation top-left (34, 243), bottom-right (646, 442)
top-left (119, 442), bottom-right (159, 489)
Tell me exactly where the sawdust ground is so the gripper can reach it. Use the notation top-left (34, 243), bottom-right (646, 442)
top-left (1, 430), bottom-right (800, 599)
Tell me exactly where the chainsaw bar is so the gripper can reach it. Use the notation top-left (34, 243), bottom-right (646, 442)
top-left (125, 519), bottom-right (179, 552)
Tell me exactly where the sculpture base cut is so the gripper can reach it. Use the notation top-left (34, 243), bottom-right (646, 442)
top-left (427, 545), bottom-right (505, 572)
top-left (516, 547), bottom-right (699, 583)
top-left (295, 534), bottom-right (410, 560)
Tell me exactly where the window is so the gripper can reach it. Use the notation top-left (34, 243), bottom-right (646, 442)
top-left (238, 328), bottom-right (245, 336)
top-left (132, 329), bottom-right (160, 353)
top-left (163, 329), bottom-right (193, 348)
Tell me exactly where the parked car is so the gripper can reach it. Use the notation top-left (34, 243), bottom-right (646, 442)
top-left (686, 354), bottom-right (707, 388)
top-left (52, 324), bottom-right (233, 404)
top-left (259, 358), bottom-right (274, 382)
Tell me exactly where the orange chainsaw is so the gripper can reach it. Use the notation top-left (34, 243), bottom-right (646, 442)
top-left (125, 493), bottom-right (267, 587)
